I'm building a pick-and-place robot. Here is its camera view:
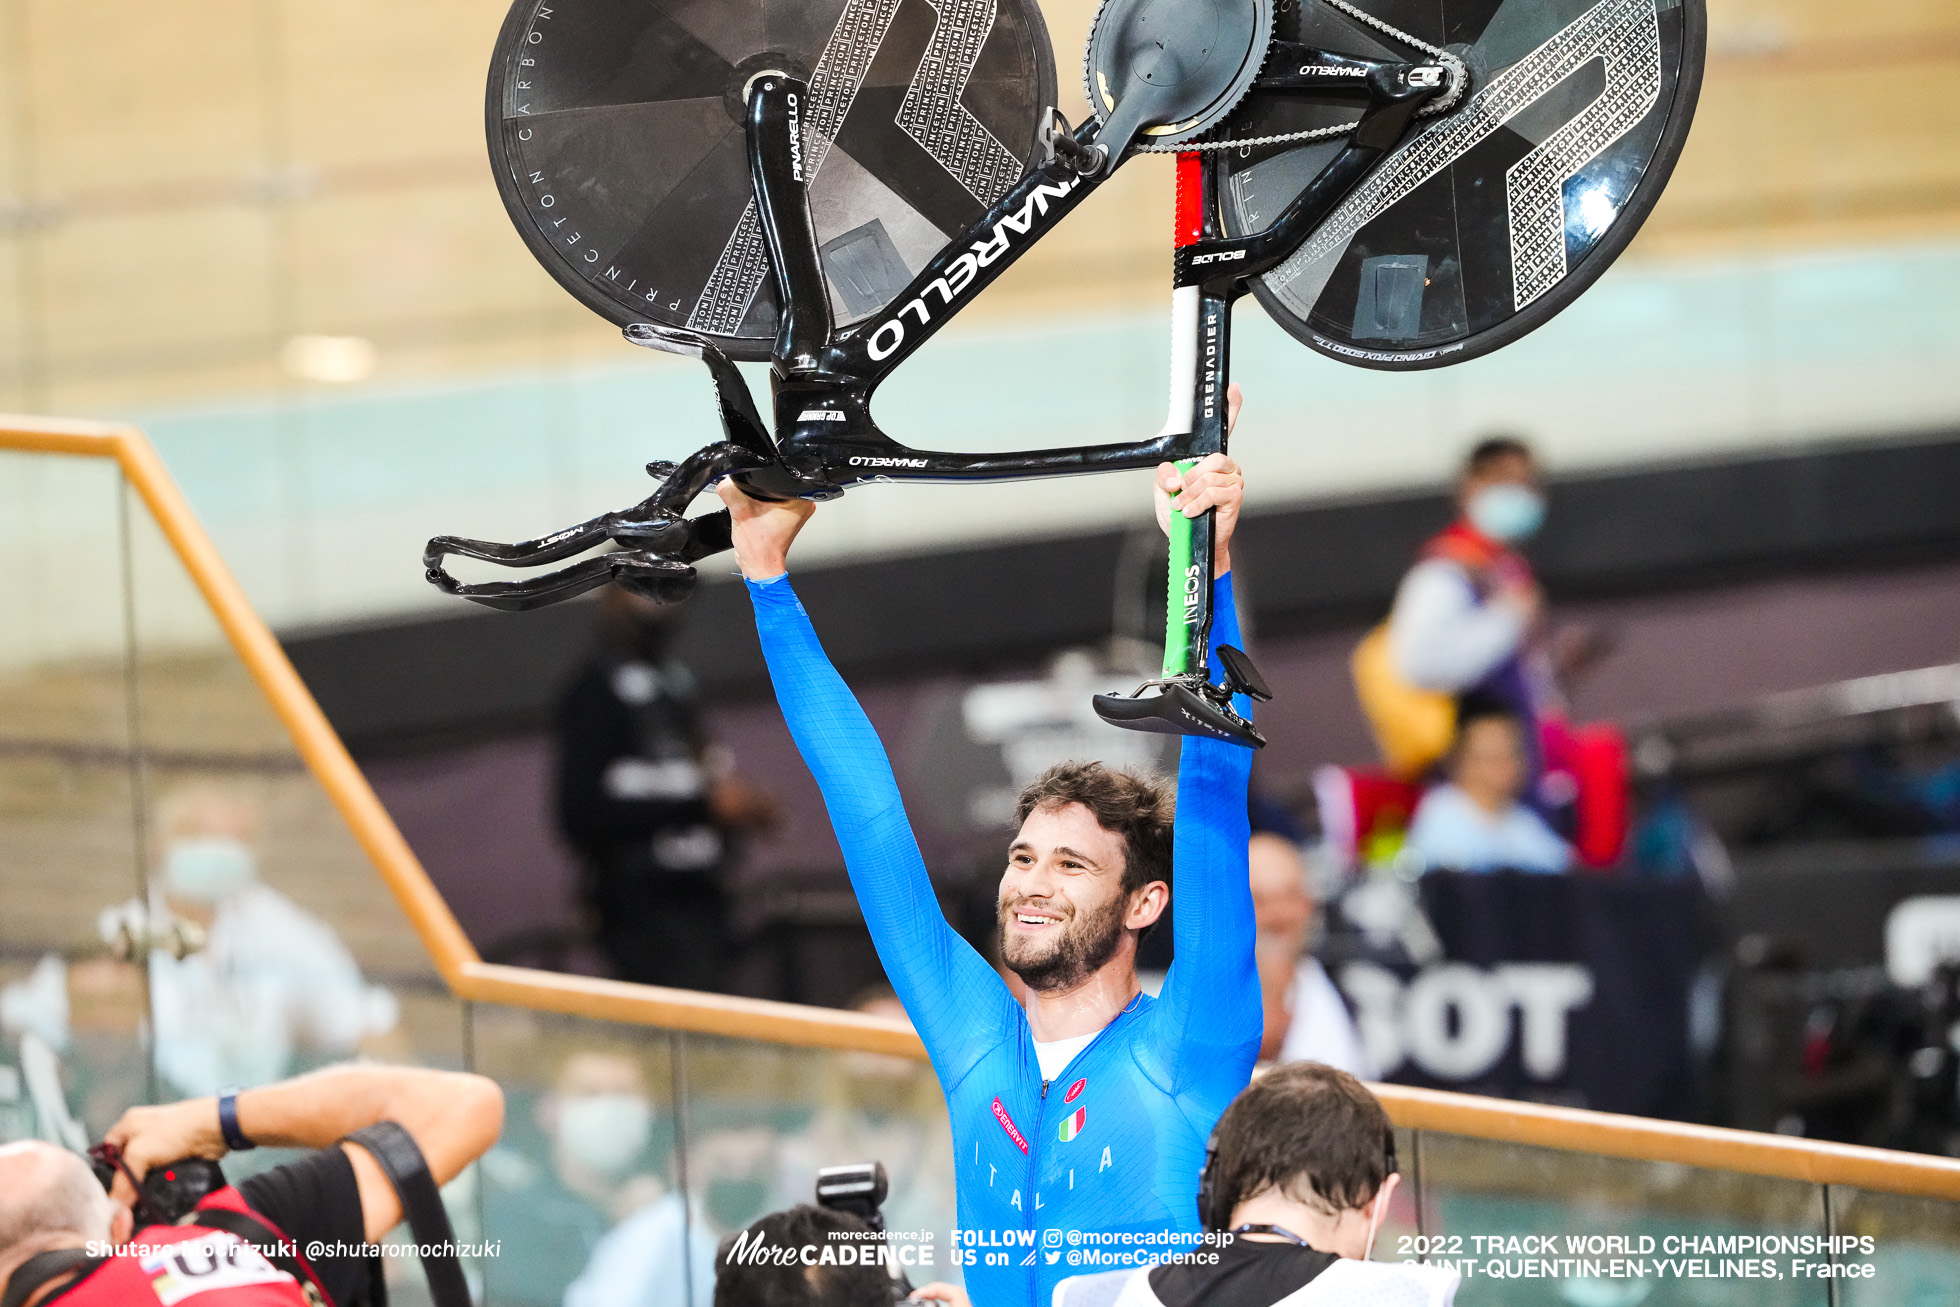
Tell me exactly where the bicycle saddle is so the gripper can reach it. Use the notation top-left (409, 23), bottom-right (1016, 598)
top-left (1093, 645), bottom-right (1274, 749)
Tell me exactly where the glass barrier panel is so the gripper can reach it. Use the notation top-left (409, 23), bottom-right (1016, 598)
top-left (0, 449), bottom-right (152, 1143)
top-left (115, 471), bottom-right (470, 1300)
top-left (1380, 1125), bottom-right (1420, 1252)
top-left (678, 1029), bottom-right (961, 1297)
top-left (119, 472), bottom-right (463, 1098)
top-left (1831, 1184), bottom-right (1960, 1305)
top-left (467, 1004), bottom-right (687, 1307)
top-left (1412, 1130), bottom-right (1829, 1306)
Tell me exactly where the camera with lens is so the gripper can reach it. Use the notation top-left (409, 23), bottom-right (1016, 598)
top-left (815, 1161), bottom-right (914, 1299)
top-left (89, 1141), bottom-right (226, 1228)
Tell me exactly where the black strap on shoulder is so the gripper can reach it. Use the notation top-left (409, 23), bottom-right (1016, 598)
top-left (0, 1249), bottom-right (108, 1307)
top-left (341, 1122), bottom-right (470, 1307)
top-left (191, 1207), bottom-right (333, 1307)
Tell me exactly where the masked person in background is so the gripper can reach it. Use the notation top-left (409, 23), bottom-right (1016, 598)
top-left (1381, 437), bottom-right (1548, 769)
top-left (55, 786), bottom-right (397, 1101)
top-left (555, 586), bottom-right (779, 991)
top-left (566, 1122), bottom-right (778, 1307)
top-left (480, 1049), bottom-right (702, 1307)
top-left (1356, 437), bottom-right (1624, 862)
top-left (774, 986), bottom-right (958, 1256)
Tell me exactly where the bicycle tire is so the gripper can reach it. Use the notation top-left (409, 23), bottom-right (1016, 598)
top-left (485, 0), bottom-right (1057, 361)
top-left (1220, 0), bottom-right (1706, 370)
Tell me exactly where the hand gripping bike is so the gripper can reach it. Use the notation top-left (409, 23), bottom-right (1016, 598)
top-left (426, 0), bottom-right (1705, 748)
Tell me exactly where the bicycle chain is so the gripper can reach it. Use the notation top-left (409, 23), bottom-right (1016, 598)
top-left (1135, 0), bottom-right (1469, 154)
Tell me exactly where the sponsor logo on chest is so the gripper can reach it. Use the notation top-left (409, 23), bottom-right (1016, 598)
top-left (991, 1096), bottom-right (1030, 1154)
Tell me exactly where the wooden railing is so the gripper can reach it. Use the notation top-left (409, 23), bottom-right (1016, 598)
top-left (12, 415), bottom-right (1960, 1203)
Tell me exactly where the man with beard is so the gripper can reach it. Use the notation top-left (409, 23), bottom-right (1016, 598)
top-left (718, 455), bottom-right (1261, 1307)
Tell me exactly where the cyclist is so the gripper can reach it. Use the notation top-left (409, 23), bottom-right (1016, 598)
top-left (716, 451), bottom-right (1261, 1307)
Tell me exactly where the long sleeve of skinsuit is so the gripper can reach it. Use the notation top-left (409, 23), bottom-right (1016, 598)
top-left (748, 572), bottom-right (1260, 1307)
top-left (745, 574), bottom-right (1021, 1086)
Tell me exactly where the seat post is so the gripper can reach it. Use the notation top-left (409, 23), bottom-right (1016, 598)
top-left (745, 73), bottom-right (834, 375)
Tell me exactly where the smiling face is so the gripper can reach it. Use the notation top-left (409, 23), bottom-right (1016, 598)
top-left (997, 802), bottom-right (1163, 993)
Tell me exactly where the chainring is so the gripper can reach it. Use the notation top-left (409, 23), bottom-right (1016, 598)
top-left (487, 0), bottom-right (1057, 362)
top-left (1083, 0), bottom-right (1275, 151)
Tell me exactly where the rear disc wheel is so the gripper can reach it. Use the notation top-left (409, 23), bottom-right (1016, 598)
top-left (1219, 0), bottom-right (1706, 369)
top-left (486, 0), bottom-right (1058, 361)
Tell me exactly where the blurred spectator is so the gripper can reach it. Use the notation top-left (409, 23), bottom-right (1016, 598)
top-left (1069, 1063), bottom-right (1454, 1306)
top-left (776, 986), bottom-right (957, 1252)
top-left (1354, 437), bottom-right (1630, 867)
top-left (479, 1048), bottom-right (692, 1306)
top-left (143, 786), bottom-right (398, 1097)
top-left (1391, 438), bottom-right (1548, 697)
top-left (1141, 799), bottom-right (1371, 1075)
top-left (1405, 697), bottom-right (1572, 875)
top-left (2, 786), bottom-right (397, 1102)
top-left (0, 956), bottom-right (147, 1140)
top-left (1358, 436), bottom-right (1550, 781)
top-left (555, 585), bottom-right (778, 990)
top-left (1249, 834), bottom-right (1373, 1077)
top-left (569, 1122), bottom-right (782, 1307)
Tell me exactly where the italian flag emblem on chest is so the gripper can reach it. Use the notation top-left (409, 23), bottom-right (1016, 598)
top-left (1058, 1107), bottom-right (1087, 1141)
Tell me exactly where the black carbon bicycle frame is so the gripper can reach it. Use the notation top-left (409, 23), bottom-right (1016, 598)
top-left (426, 48), bottom-right (1439, 690)
top-left (727, 61), bottom-right (1435, 673)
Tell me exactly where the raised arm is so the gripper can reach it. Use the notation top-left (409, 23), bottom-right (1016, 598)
top-left (1146, 451), bottom-right (1261, 1086)
top-left (1152, 573), bottom-right (1261, 1081)
top-left (721, 485), bottom-right (1012, 1085)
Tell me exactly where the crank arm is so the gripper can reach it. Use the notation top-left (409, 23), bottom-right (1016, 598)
top-left (1249, 43), bottom-right (1444, 95)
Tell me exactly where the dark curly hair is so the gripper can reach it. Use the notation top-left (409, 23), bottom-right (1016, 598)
top-left (1015, 761), bottom-right (1175, 898)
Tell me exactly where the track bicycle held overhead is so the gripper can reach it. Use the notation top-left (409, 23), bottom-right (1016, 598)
top-left (424, 0), bottom-right (1706, 748)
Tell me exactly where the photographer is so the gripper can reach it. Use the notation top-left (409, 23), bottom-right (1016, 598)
top-left (1088, 1063), bottom-right (1457, 1306)
top-left (0, 1063), bottom-right (503, 1307)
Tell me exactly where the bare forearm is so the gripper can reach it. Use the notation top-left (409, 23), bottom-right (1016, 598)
top-left (234, 1066), bottom-right (502, 1184)
top-left (108, 1064), bottom-right (502, 1197)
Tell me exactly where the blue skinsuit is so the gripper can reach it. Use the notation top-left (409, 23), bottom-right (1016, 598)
top-left (746, 572), bottom-right (1262, 1307)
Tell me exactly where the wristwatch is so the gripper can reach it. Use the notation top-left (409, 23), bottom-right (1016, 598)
top-left (217, 1089), bottom-right (256, 1151)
